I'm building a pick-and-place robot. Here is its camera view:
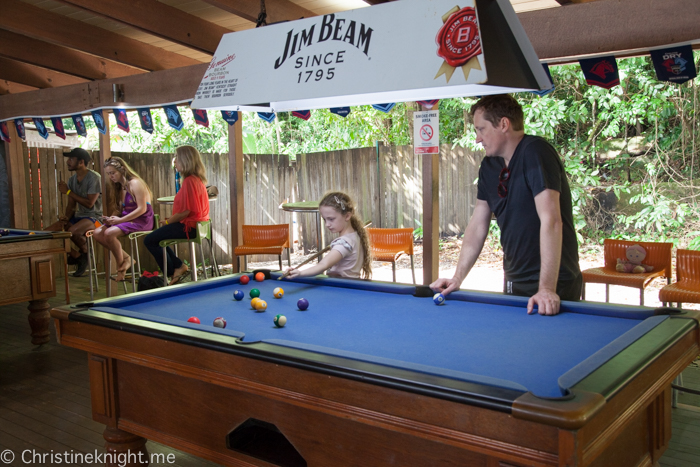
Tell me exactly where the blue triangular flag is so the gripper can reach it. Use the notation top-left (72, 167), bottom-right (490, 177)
top-left (291, 110), bottom-right (311, 121)
top-left (532, 64), bottom-right (555, 97)
top-left (51, 117), bottom-right (66, 140)
top-left (579, 56), bottom-right (620, 89)
top-left (330, 107), bottom-right (351, 118)
top-left (91, 110), bottom-right (106, 134)
top-left (0, 121), bottom-right (10, 143)
top-left (192, 109), bottom-right (209, 128)
top-left (257, 112), bottom-right (276, 123)
top-left (371, 103), bottom-right (396, 113)
top-left (650, 45), bottom-right (697, 85)
top-left (14, 119), bottom-right (25, 141)
top-left (33, 118), bottom-right (49, 139)
top-left (221, 111), bottom-right (239, 126)
top-left (137, 108), bottom-right (154, 134)
top-left (163, 105), bottom-right (184, 131)
top-left (113, 109), bottom-right (130, 133)
top-left (416, 100), bottom-right (439, 110)
top-left (72, 115), bottom-right (87, 137)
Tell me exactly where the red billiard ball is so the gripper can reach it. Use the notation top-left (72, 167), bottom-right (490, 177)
top-left (213, 317), bottom-right (227, 328)
top-left (255, 272), bottom-right (265, 282)
top-left (187, 316), bottom-right (201, 324)
top-left (240, 275), bottom-right (250, 285)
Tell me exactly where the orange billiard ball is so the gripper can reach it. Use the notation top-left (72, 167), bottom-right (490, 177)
top-left (255, 272), bottom-right (265, 282)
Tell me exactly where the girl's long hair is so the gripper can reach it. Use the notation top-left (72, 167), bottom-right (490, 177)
top-left (103, 157), bottom-right (152, 216)
top-left (175, 145), bottom-right (207, 184)
top-left (319, 191), bottom-right (372, 279)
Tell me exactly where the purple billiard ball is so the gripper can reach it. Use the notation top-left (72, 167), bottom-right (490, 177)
top-left (297, 298), bottom-right (309, 311)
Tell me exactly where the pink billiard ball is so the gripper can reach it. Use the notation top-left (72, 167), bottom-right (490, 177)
top-left (187, 316), bottom-right (201, 324)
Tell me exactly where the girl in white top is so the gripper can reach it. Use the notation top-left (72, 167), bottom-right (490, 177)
top-left (285, 191), bottom-right (372, 279)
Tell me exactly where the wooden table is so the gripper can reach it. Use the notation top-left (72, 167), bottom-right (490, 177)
top-left (1, 228), bottom-right (70, 344)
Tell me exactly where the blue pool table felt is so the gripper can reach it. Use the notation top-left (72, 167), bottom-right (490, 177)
top-left (92, 274), bottom-right (665, 398)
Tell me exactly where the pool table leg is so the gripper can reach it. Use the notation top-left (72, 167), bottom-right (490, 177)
top-left (103, 427), bottom-right (149, 466)
top-left (27, 299), bottom-right (50, 345)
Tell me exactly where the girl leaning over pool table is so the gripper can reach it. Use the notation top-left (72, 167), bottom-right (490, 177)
top-left (285, 191), bottom-right (372, 280)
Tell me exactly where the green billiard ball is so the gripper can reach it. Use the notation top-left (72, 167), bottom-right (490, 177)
top-left (250, 288), bottom-right (260, 299)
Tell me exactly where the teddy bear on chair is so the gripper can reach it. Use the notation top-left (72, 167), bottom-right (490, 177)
top-left (616, 244), bottom-right (654, 274)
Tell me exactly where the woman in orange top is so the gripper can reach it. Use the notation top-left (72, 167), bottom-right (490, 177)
top-left (144, 146), bottom-right (209, 285)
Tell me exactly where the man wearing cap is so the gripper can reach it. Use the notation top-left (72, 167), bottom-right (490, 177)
top-left (57, 148), bottom-right (103, 277)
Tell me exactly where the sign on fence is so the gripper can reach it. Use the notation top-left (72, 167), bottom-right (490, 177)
top-left (414, 111), bottom-right (440, 154)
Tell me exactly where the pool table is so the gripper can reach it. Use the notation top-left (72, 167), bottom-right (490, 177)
top-left (51, 272), bottom-right (699, 467)
top-left (1, 228), bottom-right (71, 344)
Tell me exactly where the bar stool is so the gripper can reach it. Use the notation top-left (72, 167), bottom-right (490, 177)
top-left (159, 220), bottom-right (219, 286)
top-left (85, 230), bottom-right (100, 300)
top-left (123, 214), bottom-right (160, 292)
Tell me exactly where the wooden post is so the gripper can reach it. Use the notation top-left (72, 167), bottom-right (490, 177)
top-left (228, 113), bottom-right (244, 273)
top-left (97, 111), bottom-right (117, 296)
top-left (3, 122), bottom-right (30, 229)
top-left (422, 152), bottom-right (439, 286)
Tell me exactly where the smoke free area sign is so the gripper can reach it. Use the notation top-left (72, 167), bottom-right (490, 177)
top-left (414, 111), bottom-right (439, 154)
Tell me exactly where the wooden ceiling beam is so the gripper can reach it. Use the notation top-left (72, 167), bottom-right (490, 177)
top-left (55, 0), bottom-right (231, 55)
top-left (201, 0), bottom-right (315, 24)
top-left (519, 0), bottom-right (700, 61)
top-left (0, 30), bottom-right (144, 81)
top-left (0, 64), bottom-right (208, 119)
top-left (0, 0), bottom-right (200, 71)
top-left (0, 57), bottom-right (88, 89)
top-left (0, 80), bottom-right (38, 96)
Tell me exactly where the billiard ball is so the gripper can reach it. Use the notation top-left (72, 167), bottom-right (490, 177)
top-left (255, 300), bottom-right (268, 312)
top-left (250, 288), bottom-right (260, 298)
top-left (273, 287), bottom-right (284, 299)
top-left (255, 272), bottom-right (265, 282)
top-left (0, 229), bottom-right (9, 236)
top-left (433, 293), bottom-right (445, 305)
top-left (213, 317), bottom-right (227, 328)
top-left (251, 297), bottom-right (262, 309)
top-left (297, 298), bottom-right (309, 311)
top-left (233, 290), bottom-right (244, 301)
top-left (240, 275), bottom-right (250, 285)
top-left (274, 315), bottom-right (287, 327)
top-left (187, 316), bottom-right (201, 324)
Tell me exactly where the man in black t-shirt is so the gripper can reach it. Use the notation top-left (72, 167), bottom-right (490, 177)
top-left (430, 95), bottom-right (581, 315)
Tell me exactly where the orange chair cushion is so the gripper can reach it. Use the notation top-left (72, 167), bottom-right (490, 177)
top-left (581, 267), bottom-right (666, 289)
top-left (658, 281), bottom-right (700, 304)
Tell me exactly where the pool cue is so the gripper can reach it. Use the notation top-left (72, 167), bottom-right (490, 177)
top-left (277, 221), bottom-right (372, 280)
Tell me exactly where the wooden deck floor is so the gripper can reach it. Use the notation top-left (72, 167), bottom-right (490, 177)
top-left (1, 274), bottom-right (699, 466)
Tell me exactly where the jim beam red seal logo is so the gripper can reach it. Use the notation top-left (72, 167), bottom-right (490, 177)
top-left (435, 6), bottom-right (483, 83)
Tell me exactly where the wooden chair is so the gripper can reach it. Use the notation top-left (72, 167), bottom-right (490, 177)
top-left (581, 239), bottom-right (672, 305)
top-left (659, 249), bottom-right (700, 308)
top-left (367, 228), bottom-right (415, 284)
top-left (234, 224), bottom-right (290, 272)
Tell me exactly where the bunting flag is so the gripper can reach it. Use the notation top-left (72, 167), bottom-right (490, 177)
top-left (417, 100), bottom-right (439, 110)
top-left (651, 45), bottom-right (697, 85)
top-left (91, 110), bottom-right (106, 134)
top-left (0, 121), bottom-right (10, 143)
top-left (113, 109), bottom-right (130, 133)
top-left (221, 110), bottom-right (239, 126)
top-left (51, 117), bottom-right (66, 140)
top-left (579, 56), bottom-right (620, 89)
top-left (137, 108), bottom-right (154, 134)
top-left (163, 105), bottom-right (184, 131)
top-left (192, 109), bottom-right (209, 128)
top-left (371, 103), bottom-right (396, 113)
top-left (291, 110), bottom-right (311, 121)
top-left (33, 118), bottom-right (49, 139)
top-left (531, 64), bottom-right (555, 97)
top-left (72, 115), bottom-right (87, 137)
top-left (330, 107), bottom-right (351, 118)
top-left (257, 112), bottom-right (276, 123)
top-left (14, 119), bottom-right (26, 141)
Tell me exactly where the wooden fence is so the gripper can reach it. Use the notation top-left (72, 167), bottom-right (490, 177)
top-left (16, 144), bottom-right (483, 271)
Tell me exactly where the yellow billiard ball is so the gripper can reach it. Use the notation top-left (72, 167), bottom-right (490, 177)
top-left (273, 287), bottom-right (284, 299)
top-left (254, 300), bottom-right (268, 312)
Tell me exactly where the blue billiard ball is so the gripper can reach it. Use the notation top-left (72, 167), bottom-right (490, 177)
top-left (233, 290), bottom-right (244, 301)
top-left (433, 293), bottom-right (445, 306)
top-left (297, 298), bottom-right (309, 311)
